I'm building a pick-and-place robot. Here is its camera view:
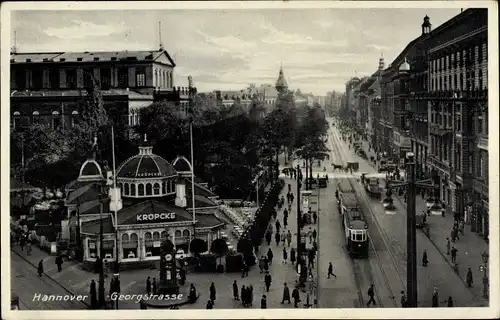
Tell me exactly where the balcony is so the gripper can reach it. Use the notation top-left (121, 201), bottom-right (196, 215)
top-left (473, 179), bottom-right (488, 198)
top-left (429, 123), bottom-right (452, 136)
top-left (429, 155), bottom-right (450, 174)
top-left (477, 135), bottom-right (488, 150)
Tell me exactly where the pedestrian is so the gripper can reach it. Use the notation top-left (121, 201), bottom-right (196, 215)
top-left (55, 255), bottom-right (63, 272)
top-left (282, 247), bottom-right (288, 264)
top-left (313, 211), bottom-right (317, 224)
top-left (261, 294), bottom-right (267, 309)
top-left (466, 268), bottom-right (473, 287)
top-left (327, 262), bottom-right (337, 279)
top-left (275, 232), bottom-right (280, 246)
top-left (249, 285), bottom-right (254, 306)
top-left (189, 283), bottom-right (198, 303)
top-left (233, 280), bottom-right (239, 300)
top-left (146, 276), bottom-right (151, 294)
top-left (206, 300), bottom-right (213, 309)
top-left (432, 287), bottom-right (439, 307)
top-left (209, 282), bottom-right (216, 304)
top-left (454, 226), bottom-right (460, 240)
top-left (459, 220), bottom-right (465, 235)
top-left (259, 256), bottom-right (265, 273)
top-left (290, 193), bottom-right (294, 203)
top-left (283, 216), bottom-right (288, 228)
top-left (90, 279), bottom-right (98, 309)
top-left (367, 284), bottom-right (376, 306)
top-left (241, 261), bottom-right (248, 278)
top-left (19, 237), bottom-right (25, 251)
top-left (37, 259), bottom-right (44, 277)
top-left (267, 248), bottom-right (273, 264)
top-left (281, 231), bottom-right (286, 246)
top-left (152, 277), bottom-right (157, 294)
top-left (290, 248), bottom-right (296, 265)
top-left (26, 241), bottom-right (32, 255)
top-left (400, 290), bottom-right (407, 308)
top-left (447, 296), bottom-right (454, 307)
top-left (139, 298), bottom-right (148, 309)
top-left (265, 231), bottom-right (272, 246)
top-left (446, 238), bottom-right (451, 255)
top-left (283, 208), bottom-right (288, 219)
top-left (276, 219), bottom-right (281, 233)
top-left (281, 283), bottom-right (291, 304)
top-left (450, 246), bottom-right (458, 263)
top-left (312, 229), bottom-right (317, 240)
top-left (286, 230), bottom-right (292, 247)
top-left (422, 249), bottom-right (429, 267)
top-left (292, 287), bottom-right (300, 308)
top-left (241, 285), bottom-right (246, 306)
top-left (264, 272), bottom-right (272, 292)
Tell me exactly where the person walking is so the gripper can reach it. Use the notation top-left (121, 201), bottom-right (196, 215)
top-left (313, 211), bottom-right (318, 224)
top-left (259, 256), bottom-right (265, 273)
top-left (367, 284), bottom-right (376, 306)
top-left (275, 232), bottom-right (281, 246)
top-left (264, 272), bottom-right (272, 292)
top-left (189, 283), bottom-right (198, 303)
top-left (263, 257), bottom-right (269, 272)
top-left (209, 282), bottom-right (216, 304)
top-left (432, 287), bottom-right (439, 307)
top-left (267, 248), bottom-right (274, 264)
top-left (152, 277), bottom-right (157, 294)
top-left (286, 230), bottom-right (292, 247)
top-left (446, 238), bottom-right (451, 255)
top-left (261, 295), bottom-right (267, 309)
top-left (283, 216), bottom-right (288, 228)
top-left (241, 285), bottom-right (247, 307)
top-left (146, 276), bottom-right (151, 294)
top-left (292, 287), bottom-right (300, 308)
top-left (327, 262), bottom-right (337, 279)
top-left (275, 220), bottom-right (281, 234)
top-left (281, 231), bottom-right (286, 246)
top-left (90, 279), bottom-right (98, 309)
top-left (282, 247), bottom-right (288, 264)
top-left (422, 249), bottom-right (429, 267)
top-left (206, 300), bottom-right (213, 309)
top-left (312, 229), bottom-right (317, 241)
top-left (400, 290), bottom-right (407, 307)
top-left (466, 268), bottom-right (473, 288)
top-left (233, 280), bottom-right (239, 300)
top-left (281, 283), bottom-right (291, 304)
top-left (37, 259), bottom-right (44, 277)
top-left (265, 230), bottom-right (272, 246)
top-left (249, 285), bottom-right (254, 306)
top-left (290, 248), bottom-right (296, 265)
top-left (447, 296), bottom-right (454, 307)
top-left (451, 228), bottom-right (457, 243)
top-left (55, 255), bottom-right (63, 272)
top-left (450, 246), bottom-right (458, 263)
top-left (241, 261), bottom-right (249, 278)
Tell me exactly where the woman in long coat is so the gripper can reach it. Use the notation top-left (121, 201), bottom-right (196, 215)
top-left (282, 247), bottom-right (288, 264)
top-left (290, 248), bottom-right (296, 265)
top-left (281, 283), bottom-right (291, 304)
top-left (37, 260), bottom-right (44, 277)
top-left (209, 282), bottom-right (216, 303)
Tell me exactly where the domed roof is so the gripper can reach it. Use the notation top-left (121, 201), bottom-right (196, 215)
top-left (117, 145), bottom-right (177, 179)
top-left (399, 58), bottom-right (410, 72)
top-left (78, 159), bottom-right (105, 182)
top-left (172, 156), bottom-right (192, 173)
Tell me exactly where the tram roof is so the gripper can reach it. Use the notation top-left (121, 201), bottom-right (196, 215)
top-left (340, 193), bottom-right (359, 208)
top-left (336, 179), bottom-right (354, 193)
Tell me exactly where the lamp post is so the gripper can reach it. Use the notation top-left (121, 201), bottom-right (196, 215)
top-left (188, 76), bottom-right (197, 240)
top-left (98, 184), bottom-right (106, 309)
top-left (481, 251), bottom-right (489, 299)
top-left (386, 152), bottom-right (437, 307)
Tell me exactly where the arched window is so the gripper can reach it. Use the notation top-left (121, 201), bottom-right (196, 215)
top-left (124, 183), bottom-right (129, 195)
top-left (138, 183), bottom-right (144, 196)
top-left (145, 183), bottom-right (152, 195)
top-left (122, 234), bottom-right (129, 241)
top-left (144, 232), bottom-right (152, 240)
top-left (170, 180), bottom-right (174, 193)
top-left (131, 184), bottom-right (136, 196)
top-left (12, 111), bottom-right (20, 129)
top-left (153, 183), bottom-right (160, 195)
top-left (166, 180), bottom-right (171, 193)
top-left (71, 110), bottom-right (79, 127)
top-left (130, 233), bottom-right (138, 241)
top-left (161, 231), bottom-right (168, 239)
top-left (175, 230), bottom-right (182, 238)
top-left (153, 232), bottom-right (160, 240)
top-left (32, 111), bottom-right (40, 123)
top-left (182, 230), bottom-right (190, 238)
top-left (162, 181), bottom-right (166, 194)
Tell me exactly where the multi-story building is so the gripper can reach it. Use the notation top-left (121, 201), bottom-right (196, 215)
top-left (367, 57), bottom-right (384, 147)
top-left (10, 47), bottom-right (191, 131)
top-left (424, 9), bottom-right (488, 238)
top-left (326, 91), bottom-right (343, 115)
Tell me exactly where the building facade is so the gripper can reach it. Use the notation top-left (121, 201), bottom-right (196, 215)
top-left (10, 48), bottom-right (191, 131)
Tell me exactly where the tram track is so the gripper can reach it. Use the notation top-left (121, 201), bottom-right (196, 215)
top-left (328, 120), bottom-right (402, 308)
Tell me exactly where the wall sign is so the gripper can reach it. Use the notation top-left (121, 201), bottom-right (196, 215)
top-left (136, 212), bottom-right (176, 223)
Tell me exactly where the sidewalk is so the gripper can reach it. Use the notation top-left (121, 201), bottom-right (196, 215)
top-left (358, 139), bottom-right (489, 304)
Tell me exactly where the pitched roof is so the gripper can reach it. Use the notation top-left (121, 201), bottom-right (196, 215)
top-left (81, 216), bottom-right (115, 234)
top-left (11, 49), bottom-right (176, 66)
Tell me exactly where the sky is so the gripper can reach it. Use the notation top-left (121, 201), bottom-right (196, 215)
top-left (11, 8), bottom-right (462, 95)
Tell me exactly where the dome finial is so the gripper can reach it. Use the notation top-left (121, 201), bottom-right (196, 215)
top-left (91, 135), bottom-right (98, 160)
top-left (144, 134), bottom-right (148, 143)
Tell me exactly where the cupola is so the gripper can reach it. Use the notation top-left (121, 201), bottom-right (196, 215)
top-left (399, 58), bottom-right (410, 72)
top-left (77, 136), bottom-right (105, 183)
top-left (275, 63), bottom-right (289, 94)
top-left (422, 15), bottom-right (432, 34)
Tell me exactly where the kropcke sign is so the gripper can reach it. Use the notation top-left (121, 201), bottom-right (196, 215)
top-left (136, 212), bottom-right (176, 223)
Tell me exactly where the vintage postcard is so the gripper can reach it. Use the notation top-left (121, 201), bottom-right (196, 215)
top-left (1, 1), bottom-right (498, 319)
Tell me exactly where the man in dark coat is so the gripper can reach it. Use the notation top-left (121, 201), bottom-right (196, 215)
top-left (37, 259), bottom-right (44, 277)
top-left (451, 246), bottom-right (458, 263)
top-left (313, 211), bottom-right (318, 224)
top-left (90, 279), bottom-right (98, 309)
top-left (241, 285), bottom-right (247, 306)
top-left (312, 229), bottom-right (317, 240)
top-left (55, 255), bottom-right (63, 272)
top-left (290, 248), bottom-right (296, 265)
top-left (466, 268), bottom-right (473, 287)
top-left (400, 290), bottom-right (407, 307)
top-left (281, 282), bottom-right (291, 304)
top-left (422, 249), bottom-right (429, 267)
top-left (264, 272), bottom-right (272, 292)
top-left (152, 277), bottom-right (157, 294)
top-left (447, 296), bottom-right (454, 307)
top-left (261, 295), bottom-right (267, 309)
top-left (275, 232), bottom-right (281, 246)
top-left (286, 230), bottom-right (292, 247)
top-left (263, 257), bottom-right (269, 272)
top-left (432, 287), bottom-right (439, 307)
top-left (146, 276), bottom-right (151, 294)
top-left (367, 284), bottom-right (376, 306)
top-left (267, 248), bottom-right (274, 264)
top-left (275, 220), bottom-right (281, 234)
top-left (189, 283), bottom-right (197, 303)
top-left (233, 280), bottom-right (239, 300)
top-left (209, 282), bottom-right (216, 304)
top-left (292, 287), bottom-right (300, 308)
top-left (265, 231), bottom-right (272, 246)
top-left (327, 262), bottom-right (337, 279)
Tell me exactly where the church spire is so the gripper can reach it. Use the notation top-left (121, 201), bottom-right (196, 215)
top-left (276, 63), bottom-right (288, 94)
top-left (378, 53), bottom-right (385, 71)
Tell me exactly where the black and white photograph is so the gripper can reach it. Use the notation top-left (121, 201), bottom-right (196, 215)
top-left (1, 1), bottom-right (498, 319)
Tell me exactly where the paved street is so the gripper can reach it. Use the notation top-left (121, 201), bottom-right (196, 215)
top-left (327, 119), bottom-right (487, 307)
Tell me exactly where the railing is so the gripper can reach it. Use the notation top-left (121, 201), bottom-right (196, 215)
top-left (473, 179), bottom-right (489, 196)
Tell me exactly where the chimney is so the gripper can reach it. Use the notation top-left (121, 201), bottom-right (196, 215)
top-left (175, 179), bottom-right (187, 207)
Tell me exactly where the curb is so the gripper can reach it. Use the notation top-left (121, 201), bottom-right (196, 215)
top-left (11, 248), bottom-right (91, 309)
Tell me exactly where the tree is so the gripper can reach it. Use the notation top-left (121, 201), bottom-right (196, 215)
top-left (210, 238), bottom-right (229, 265)
top-left (189, 239), bottom-right (208, 258)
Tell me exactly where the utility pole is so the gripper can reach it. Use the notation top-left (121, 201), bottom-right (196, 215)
top-left (98, 191), bottom-right (105, 308)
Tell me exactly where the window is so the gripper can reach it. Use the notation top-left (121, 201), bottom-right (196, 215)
top-left (136, 68), bottom-right (146, 87)
top-left (15, 69), bottom-right (27, 89)
top-left (49, 68), bottom-right (60, 89)
top-left (123, 233), bottom-right (138, 259)
top-left (169, 72), bottom-right (173, 88)
top-left (479, 152), bottom-right (485, 177)
top-left (32, 111), bottom-right (40, 124)
top-left (66, 69), bottom-right (77, 89)
top-left (117, 68), bottom-right (128, 88)
top-left (83, 68), bottom-right (93, 88)
top-left (455, 113), bottom-right (461, 132)
top-left (175, 230), bottom-right (182, 238)
top-left (167, 71), bottom-right (171, 88)
top-left (71, 110), bottom-right (79, 127)
top-left (456, 143), bottom-right (462, 171)
top-left (32, 69), bottom-right (43, 89)
top-left (162, 182), bottom-right (166, 194)
top-left (183, 230), bottom-right (190, 238)
top-left (479, 70), bottom-right (483, 89)
top-left (155, 69), bottom-right (158, 87)
top-left (154, 183), bottom-right (160, 195)
top-left (477, 116), bottom-right (483, 135)
top-left (88, 239), bottom-right (98, 258)
top-left (131, 184), bottom-right (136, 196)
top-left (146, 183), bottom-right (152, 195)
top-left (138, 183), bottom-right (145, 196)
top-left (100, 68), bottom-right (111, 89)
top-left (124, 183), bottom-right (129, 195)
top-left (12, 111), bottom-right (20, 129)
top-left (52, 111), bottom-right (61, 129)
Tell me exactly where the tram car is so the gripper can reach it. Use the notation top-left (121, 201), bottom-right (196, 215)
top-left (335, 179), bottom-right (355, 211)
top-left (362, 173), bottom-right (385, 199)
top-left (343, 208), bottom-right (369, 258)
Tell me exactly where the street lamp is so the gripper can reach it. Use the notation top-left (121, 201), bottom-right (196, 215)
top-left (481, 251), bottom-right (489, 299)
top-left (188, 76), bottom-right (197, 240)
top-left (385, 151), bottom-right (437, 307)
